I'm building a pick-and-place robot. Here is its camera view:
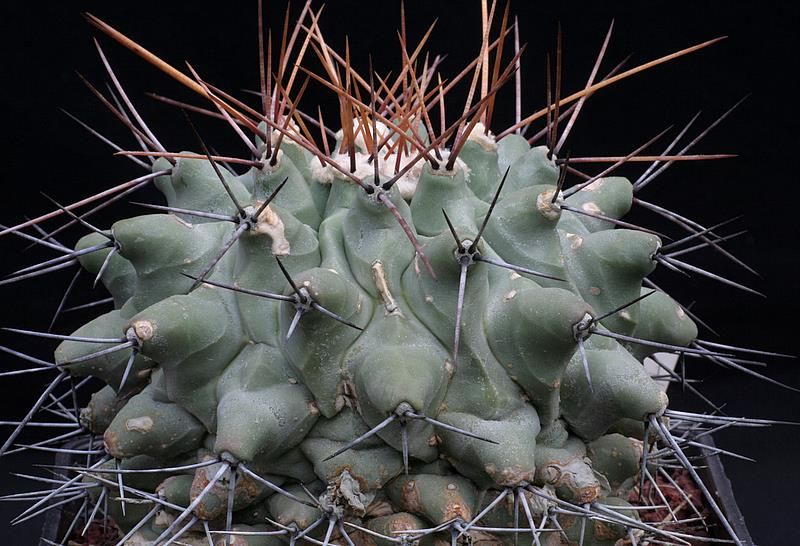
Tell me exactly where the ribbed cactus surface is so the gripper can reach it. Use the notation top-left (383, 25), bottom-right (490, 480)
top-left (0, 4), bottom-right (791, 546)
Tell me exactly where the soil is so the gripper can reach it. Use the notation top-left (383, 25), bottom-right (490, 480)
top-left (67, 518), bottom-right (120, 546)
top-left (629, 468), bottom-right (715, 545)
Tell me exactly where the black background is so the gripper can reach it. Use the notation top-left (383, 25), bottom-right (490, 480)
top-left (0, 1), bottom-right (798, 544)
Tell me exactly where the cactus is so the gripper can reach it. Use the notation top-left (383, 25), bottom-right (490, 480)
top-left (0, 3), bottom-right (795, 546)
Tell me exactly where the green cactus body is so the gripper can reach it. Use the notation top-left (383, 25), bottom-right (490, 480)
top-left (0, 6), bottom-right (779, 546)
top-left (47, 114), bottom-right (681, 542)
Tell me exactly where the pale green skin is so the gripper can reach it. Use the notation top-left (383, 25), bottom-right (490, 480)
top-left (63, 131), bottom-right (696, 544)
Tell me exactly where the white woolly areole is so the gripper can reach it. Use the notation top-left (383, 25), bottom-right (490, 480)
top-left (309, 151), bottom-right (375, 186)
top-left (310, 158), bottom-right (337, 185)
top-left (260, 149), bottom-right (284, 174)
top-left (537, 189), bottom-right (563, 220)
top-left (309, 148), bottom-right (470, 201)
top-left (352, 119), bottom-right (391, 153)
top-left (268, 120), bottom-right (303, 148)
top-left (394, 167), bottom-right (422, 199)
top-left (466, 121), bottom-right (498, 151)
top-left (310, 117), bottom-right (472, 200)
top-left (431, 149), bottom-right (472, 181)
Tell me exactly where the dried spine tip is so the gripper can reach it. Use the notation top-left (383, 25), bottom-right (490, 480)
top-left (372, 260), bottom-right (401, 316)
top-left (254, 204), bottom-right (290, 255)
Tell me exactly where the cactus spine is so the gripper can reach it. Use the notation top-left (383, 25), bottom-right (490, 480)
top-left (0, 4), bottom-right (794, 546)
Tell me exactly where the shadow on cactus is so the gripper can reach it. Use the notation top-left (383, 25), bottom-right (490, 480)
top-left (0, 2), bottom-right (796, 546)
